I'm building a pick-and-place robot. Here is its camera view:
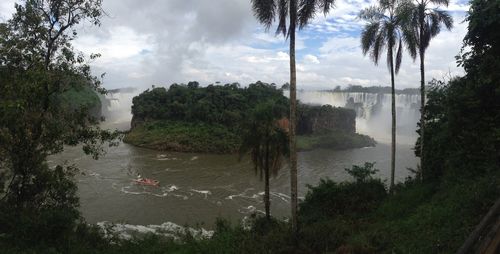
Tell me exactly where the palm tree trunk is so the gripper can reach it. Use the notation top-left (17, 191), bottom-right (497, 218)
top-left (289, 0), bottom-right (298, 232)
top-left (389, 41), bottom-right (396, 192)
top-left (419, 21), bottom-right (425, 182)
top-left (264, 142), bottom-right (271, 220)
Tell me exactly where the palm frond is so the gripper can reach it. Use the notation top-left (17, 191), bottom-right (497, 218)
top-left (361, 22), bottom-right (379, 55)
top-left (429, 0), bottom-right (449, 7)
top-left (298, 0), bottom-right (335, 29)
top-left (395, 0), bottom-right (415, 21)
top-left (402, 24), bottom-right (417, 60)
top-left (320, 0), bottom-right (335, 15)
top-left (371, 28), bottom-right (386, 65)
top-left (421, 23), bottom-right (431, 50)
top-left (276, 0), bottom-right (289, 36)
top-left (395, 37), bottom-right (403, 74)
top-left (298, 0), bottom-right (317, 29)
top-left (433, 9), bottom-right (453, 31)
top-left (359, 6), bottom-right (385, 22)
top-left (251, 0), bottom-right (277, 30)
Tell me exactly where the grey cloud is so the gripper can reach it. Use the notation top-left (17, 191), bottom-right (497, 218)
top-left (77, 0), bottom-right (257, 88)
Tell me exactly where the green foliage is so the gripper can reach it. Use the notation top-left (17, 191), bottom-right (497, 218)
top-left (239, 101), bottom-right (290, 218)
top-left (127, 81), bottom-right (289, 153)
top-left (345, 162), bottom-right (378, 183)
top-left (59, 83), bottom-right (102, 117)
top-left (129, 82), bottom-right (371, 154)
top-left (239, 100), bottom-right (290, 177)
top-left (0, 0), bottom-right (119, 251)
top-left (359, 0), bottom-right (412, 74)
top-left (124, 120), bottom-right (241, 153)
top-left (131, 81), bottom-right (288, 129)
top-left (416, 0), bottom-right (500, 181)
top-left (299, 177), bottom-right (387, 224)
top-left (356, 172), bottom-right (500, 253)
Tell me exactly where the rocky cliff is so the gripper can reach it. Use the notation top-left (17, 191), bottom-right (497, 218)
top-left (297, 104), bottom-right (356, 135)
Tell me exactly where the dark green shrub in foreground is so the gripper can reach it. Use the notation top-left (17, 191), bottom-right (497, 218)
top-left (299, 178), bottom-right (387, 224)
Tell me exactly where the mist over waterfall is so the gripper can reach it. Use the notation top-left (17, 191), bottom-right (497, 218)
top-left (101, 88), bottom-right (138, 131)
top-left (296, 90), bottom-right (421, 145)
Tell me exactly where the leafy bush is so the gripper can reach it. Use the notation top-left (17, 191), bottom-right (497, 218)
top-left (299, 178), bottom-right (387, 224)
top-left (345, 162), bottom-right (378, 183)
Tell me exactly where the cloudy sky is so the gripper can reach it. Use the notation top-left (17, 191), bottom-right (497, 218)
top-left (0, 0), bottom-right (470, 90)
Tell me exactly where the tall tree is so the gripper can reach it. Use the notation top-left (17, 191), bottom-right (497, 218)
top-left (239, 101), bottom-right (289, 220)
top-left (406, 0), bottom-right (453, 181)
top-left (250, 0), bottom-right (335, 232)
top-left (0, 0), bottom-right (118, 238)
top-left (359, 0), bottom-right (411, 191)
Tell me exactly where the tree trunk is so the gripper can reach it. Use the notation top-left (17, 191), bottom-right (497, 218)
top-left (389, 41), bottom-right (396, 192)
top-left (289, 0), bottom-right (298, 232)
top-left (419, 19), bottom-right (426, 182)
top-left (264, 141), bottom-right (271, 220)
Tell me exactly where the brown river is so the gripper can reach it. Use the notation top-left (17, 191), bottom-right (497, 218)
top-left (51, 141), bottom-right (417, 229)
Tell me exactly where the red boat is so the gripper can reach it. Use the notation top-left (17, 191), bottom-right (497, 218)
top-left (133, 178), bottom-right (159, 186)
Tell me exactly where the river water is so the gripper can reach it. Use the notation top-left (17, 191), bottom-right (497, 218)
top-left (52, 141), bottom-right (417, 228)
top-left (51, 90), bottom-right (419, 229)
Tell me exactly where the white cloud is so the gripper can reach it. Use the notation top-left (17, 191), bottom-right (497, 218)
top-left (0, 0), bottom-right (15, 22)
top-left (74, 26), bottom-right (154, 64)
top-left (0, 0), bottom-right (469, 90)
top-left (304, 54), bottom-right (320, 64)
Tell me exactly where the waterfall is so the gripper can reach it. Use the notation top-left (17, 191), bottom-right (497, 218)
top-left (101, 88), bottom-right (138, 130)
top-left (295, 90), bottom-right (421, 144)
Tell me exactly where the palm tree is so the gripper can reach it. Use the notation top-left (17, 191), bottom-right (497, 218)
top-left (251, 0), bottom-right (335, 232)
top-left (239, 102), bottom-right (289, 220)
top-left (406, 0), bottom-right (453, 181)
top-left (359, 0), bottom-right (411, 191)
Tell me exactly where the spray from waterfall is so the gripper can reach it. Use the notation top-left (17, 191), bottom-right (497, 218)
top-left (100, 88), bottom-right (138, 131)
top-left (295, 91), bottom-right (420, 145)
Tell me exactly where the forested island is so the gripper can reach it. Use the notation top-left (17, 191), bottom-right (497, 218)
top-left (124, 81), bottom-right (375, 153)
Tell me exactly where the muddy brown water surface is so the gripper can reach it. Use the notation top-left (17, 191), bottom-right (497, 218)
top-left (50, 141), bottom-right (417, 229)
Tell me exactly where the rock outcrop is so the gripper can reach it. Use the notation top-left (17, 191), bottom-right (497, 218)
top-left (297, 104), bottom-right (356, 135)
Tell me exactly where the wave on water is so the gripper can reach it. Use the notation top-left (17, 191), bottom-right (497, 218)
top-left (116, 183), bottom-right (190, 200)
top-left (190, 189), bottom-right (212, 199)
top-left (89, 172), bottom-right (101, 178)
top-left (271, 192), bottom-right (290, 203)
top-left (156, 154), bottom-right (178, 161)
top-left (97, 221), bottom-right (214, 241)
top-left (238, 205), bottom-right (265, 215)
top-left (225, 189), bottom-right (290, 203)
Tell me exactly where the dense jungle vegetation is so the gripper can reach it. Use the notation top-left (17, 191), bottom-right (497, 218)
top-left (124, 82), bottom-right (374, 153)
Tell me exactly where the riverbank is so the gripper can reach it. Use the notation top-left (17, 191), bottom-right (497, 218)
top-left (297, 132), bottom-right (375, 151)
top-left (123, 120), bottom-right (240, 153)
top-left (123, 120), bottom-right (376, 153)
